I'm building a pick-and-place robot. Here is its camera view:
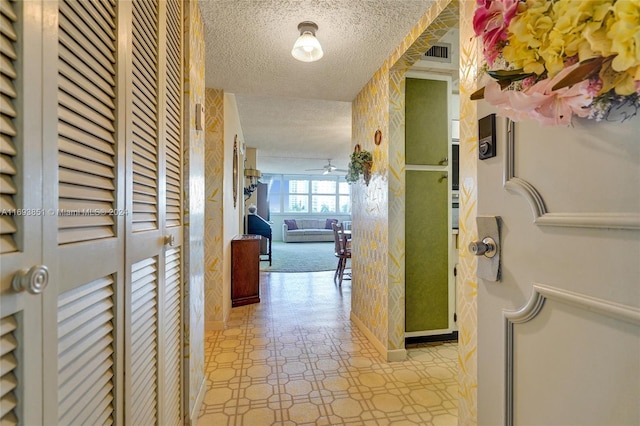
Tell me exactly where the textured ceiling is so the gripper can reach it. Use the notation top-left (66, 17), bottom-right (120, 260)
top-left (200, 0), bottom-right (437, 175)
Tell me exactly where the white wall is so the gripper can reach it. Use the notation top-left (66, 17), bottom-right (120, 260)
top-left (223, 93), bottom-right (245, 322)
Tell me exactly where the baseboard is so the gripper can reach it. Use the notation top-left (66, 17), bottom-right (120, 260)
top-left (189, 377), bottom-right (207, 426)
top-left (350, 312), bottom-right (407, 362)
top-left (405, 331), bottom-right (459, 345)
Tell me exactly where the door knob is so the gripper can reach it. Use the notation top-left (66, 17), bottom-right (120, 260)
top-left (12, 265), bottom-right (49, 294)
top-left (164, 234), bottom-right (175, 246)
top-left (474, 216), bottom-right (501, 282)
top-left (469, 237), bottom-right (498, 258)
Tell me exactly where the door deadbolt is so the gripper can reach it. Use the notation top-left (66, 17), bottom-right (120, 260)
top-left (469, 237), bottom-right (498, 258)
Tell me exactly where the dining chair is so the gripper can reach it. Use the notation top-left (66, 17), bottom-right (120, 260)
top-left (332, 222), bottom-right (351, 286)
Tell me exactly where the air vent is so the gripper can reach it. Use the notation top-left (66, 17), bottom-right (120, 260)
top-left (423, 43), bottom-right (451, 63)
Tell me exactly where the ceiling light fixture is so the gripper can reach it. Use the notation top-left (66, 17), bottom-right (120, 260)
top-left (291, 21), bottom-right (323, 62)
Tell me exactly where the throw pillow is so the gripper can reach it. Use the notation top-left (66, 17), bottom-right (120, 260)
top-left (284, 219), bottom-right (298, 230)
top-left (325, 218), bottom-right (338, 229)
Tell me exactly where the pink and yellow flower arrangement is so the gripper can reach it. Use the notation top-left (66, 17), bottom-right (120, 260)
top-left (473, 0), bottom-right (640, 125)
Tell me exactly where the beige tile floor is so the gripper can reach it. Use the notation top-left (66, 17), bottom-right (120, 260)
top-left (199, 271), bottom-right (458, 426)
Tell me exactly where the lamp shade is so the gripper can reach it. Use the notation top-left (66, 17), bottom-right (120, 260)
top-left (291, 21), bottom-right (323, 62)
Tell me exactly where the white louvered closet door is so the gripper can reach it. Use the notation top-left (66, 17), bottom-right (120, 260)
top-left (126, 0), bottom-right (184, 424)
top-left (0, 0), bottom-right (184, 423)
top-left (0, 1), bottom-right (44, 425)
top-left (51, 0), bottom-right (125, 424)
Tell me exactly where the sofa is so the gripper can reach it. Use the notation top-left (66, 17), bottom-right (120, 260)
top-left (282, 218), bottom-right (339, 243)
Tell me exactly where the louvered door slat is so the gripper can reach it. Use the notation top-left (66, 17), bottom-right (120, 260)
top-left (131, 133), bottom-right (157, 163)
top-left (58, 122), bottom-right (114, 155)
top-left (0, 0), bottom-right (17, 21)
top-left (131, 38), bottom-right (157, 89)
top-left (57, 276), bottom-right (115, 424)
top-left (130, 256), bottom-right (158, 425)
top-left (58, 108), bottom-right (113, 142)
top-left (59, 92), bottom-right (114, 132)
top-left (59, 3), bottom-right (114, 71)
top-left (58, 57), bottom-right (115, 103)
top-left (57, 199), bottom-right (113, 214)
top-left (0, 314), bottom-right (18, 424)
top-left (93, 0), bottom-right (116, 22)
top-left (0, 155), bottom-right (15, 174)
top-left (58, 0), bottom-right (116, 245)
top-left (58, 29), bottom-right (114, 79)
top-left (0, 75), bottom-right (16, 98)
top-left (0, 0), bottom-right (18, 253)
top-left (59, 138), bottom-right (115, 168)
top-left (71, 382), bottom-right (113, 426)
top-left (133, 1), bottom-right (157, 46)
top-left (59, 77), bottom-right (115, 122)
top-left (0, 56), bottom-right (16, 80)
top-left (0, 95), bottom-right (16, 117)
top-left (132, 84), bottom-right (158, 121)
top-left (0, 116), bottom-right (16, 137)
top-left (59, 345), bottom-right (113, 409)
top-left (59, 183), bottom-right (114, 202)
top-left (0, 135), bottom-right (16, 155)
top-left (164, 245), bottom-right (181, 424)
top-left (131, 0), bottom-right (159, 232)
top-left (58, 227), bottom-right (114, 245)
top-left (59, 169), bottom-right (115, 191)
top-left (0, 195), bottom-right (16, 211)
top-left (0, 19), bottom-right (16, 48)
top-left (66, 0), bottom-right (115, 45)
top-left (0, 216), bottom-right (17, 233)
top-left (164, 0), bottom-right (181, 229)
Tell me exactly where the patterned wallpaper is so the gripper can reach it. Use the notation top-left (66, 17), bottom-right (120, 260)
top-left (204, 88), bottom-right (225, 331)
top-left (352, 0), bottom-right (479, 423)
top-left (351, 0), bottom-right (457, 354)
top-left (183, 0), bottom-right (206, 420)
top-left (457, 2), bottom-right (479, 423)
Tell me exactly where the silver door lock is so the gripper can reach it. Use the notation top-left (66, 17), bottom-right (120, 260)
top-left (469, 237), bottom-right (498, 258)
top-left (473, 216), bottom-right (501, 282)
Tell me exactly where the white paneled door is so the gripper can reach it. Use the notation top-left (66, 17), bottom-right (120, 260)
top-left (0, 0), bottom-right (184, 424)
top-left (476, 105), bottom-right (640, 424)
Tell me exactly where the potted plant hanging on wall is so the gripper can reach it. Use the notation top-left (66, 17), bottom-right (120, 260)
top-left (345, 144), bottom-right (373, 186)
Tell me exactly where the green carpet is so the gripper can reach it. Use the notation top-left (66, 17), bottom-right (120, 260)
top-left (260, 241), bottom-right (347, 273)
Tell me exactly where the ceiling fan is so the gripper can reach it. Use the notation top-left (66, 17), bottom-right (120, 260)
top-left (305, 159), bottom-right (348, 175)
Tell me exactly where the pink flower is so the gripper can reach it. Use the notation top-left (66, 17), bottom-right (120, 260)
top-left (473, 0), bottom-right (519, 65)
top-left (484, 62), bottom-right (594, 126)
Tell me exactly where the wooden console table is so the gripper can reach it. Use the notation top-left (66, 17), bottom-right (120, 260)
top-left (231, 235), bottom-right (261, 307)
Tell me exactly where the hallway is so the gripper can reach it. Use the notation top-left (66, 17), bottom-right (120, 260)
top-left (199, 271), bottom-right (458, 425)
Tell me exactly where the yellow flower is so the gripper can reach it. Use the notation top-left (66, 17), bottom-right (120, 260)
top-left (607, 0), bottom-right (640, 73)
top-left (503, 0), bottom-right (553, 75)
top-left (542, 0), bottom-right (614, 76)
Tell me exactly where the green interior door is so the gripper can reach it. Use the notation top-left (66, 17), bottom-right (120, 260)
top-left (405, 78), bottom-right (449, 165)
top-left (405, 75), bottom-right (450, 333)
top-left (405, 170), bottom-right (449, 332)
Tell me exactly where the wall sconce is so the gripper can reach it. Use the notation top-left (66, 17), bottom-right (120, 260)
top-left (291, 21), bottom-right (323, 62)
top-left (244, 167), bottom-right (262, 199)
